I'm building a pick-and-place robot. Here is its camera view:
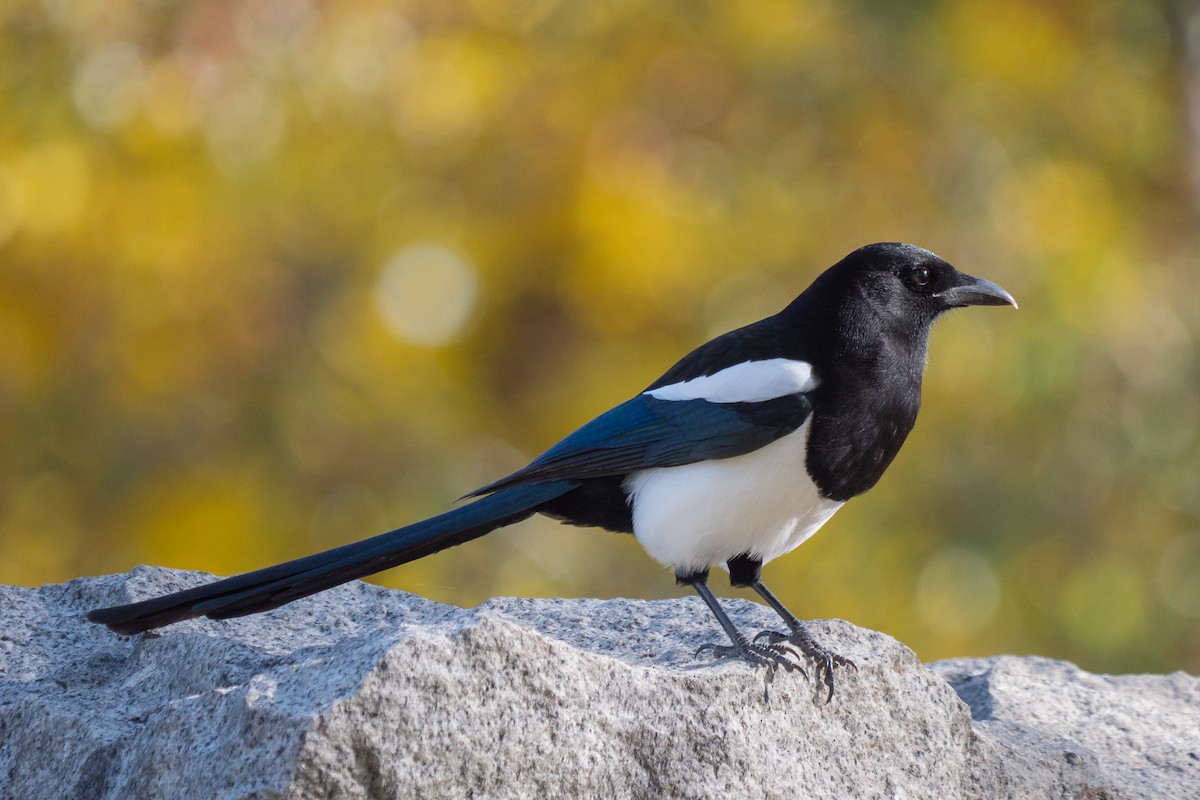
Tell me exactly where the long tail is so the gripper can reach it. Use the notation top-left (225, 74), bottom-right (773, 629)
top-left (87, 480), bottom-right (578, 635)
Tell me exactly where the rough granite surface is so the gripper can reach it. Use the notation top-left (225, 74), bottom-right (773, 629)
top-left (1, 567), bottom-right (1197, 799)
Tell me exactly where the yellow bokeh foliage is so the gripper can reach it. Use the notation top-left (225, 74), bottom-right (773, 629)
top-left (0, 0), bottom-right (1197, 674)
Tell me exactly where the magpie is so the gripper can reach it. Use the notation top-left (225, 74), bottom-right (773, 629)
top-left (88, 242), bottom-right (1015, 698)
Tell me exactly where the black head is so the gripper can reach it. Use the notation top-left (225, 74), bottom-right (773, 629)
top-left (843, 240), bottom-right (1013, 312)
top-left (799, 242), bottom-right (1015, 341)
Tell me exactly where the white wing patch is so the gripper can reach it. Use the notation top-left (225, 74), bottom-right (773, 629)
top-left (645, 358), bottom-right (818, 404)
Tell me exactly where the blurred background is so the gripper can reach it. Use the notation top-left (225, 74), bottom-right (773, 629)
top-left (1, 0), bottom-right (1198, 674)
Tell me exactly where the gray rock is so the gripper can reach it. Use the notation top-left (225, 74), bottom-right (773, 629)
top-left (932, 656), bottom-right (1200, 800)
top-left (0, 567), bottom-right (1195, 799)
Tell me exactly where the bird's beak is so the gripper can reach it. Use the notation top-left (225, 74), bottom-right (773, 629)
top-left (935, 273), bottom-right (1018, 309)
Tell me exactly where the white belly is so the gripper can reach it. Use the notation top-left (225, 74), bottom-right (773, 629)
top-left (624, 421), bottom-right (844, 574)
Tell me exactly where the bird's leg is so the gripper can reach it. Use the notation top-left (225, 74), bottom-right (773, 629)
top-left (725, 554), bottom-right (853, 701)
top-left (749, 579), bottom-right (856, 702)
top-left (680, 570), bottom-right (805, 674)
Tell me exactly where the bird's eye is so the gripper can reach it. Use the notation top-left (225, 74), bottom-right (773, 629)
top-left (904, 267), bottom-right (931, 290)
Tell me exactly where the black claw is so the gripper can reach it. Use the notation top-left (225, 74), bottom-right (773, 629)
top-left (752, 629), bottom-right (787, 646)
top-left (753, 629), bottom-right (787, 646)
top-left (817, 656), bottom-right (836, 703)
top-left (749, 628), bottom-right (854, 702)
top-left (696, 639), bottom-right (807, 675)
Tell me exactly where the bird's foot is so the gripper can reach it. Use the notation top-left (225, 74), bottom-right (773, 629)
top-left (695, 637), bottom-right (807, 677)
top-left (753, 627), bottom-right (855, 702)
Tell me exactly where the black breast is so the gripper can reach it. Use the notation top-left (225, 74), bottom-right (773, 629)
top-left (804, 358), bottom-right (923, 502)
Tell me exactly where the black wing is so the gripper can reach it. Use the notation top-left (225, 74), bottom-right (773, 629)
top-left (466, 392), bottom-right (812, 497)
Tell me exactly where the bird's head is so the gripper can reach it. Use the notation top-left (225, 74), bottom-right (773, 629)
top-left (784, 242), bottom-right (1015, 365)
top-left (820, 242), bottom-right (1016, 340)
